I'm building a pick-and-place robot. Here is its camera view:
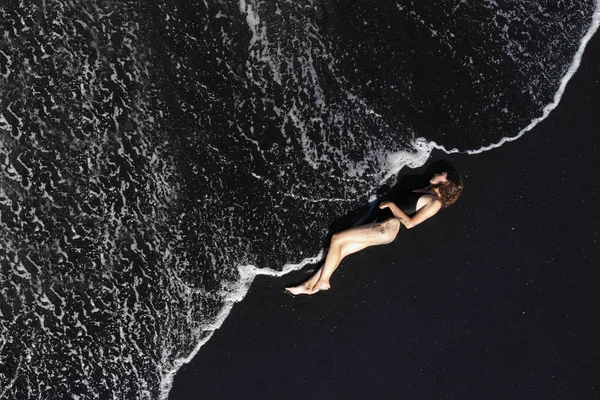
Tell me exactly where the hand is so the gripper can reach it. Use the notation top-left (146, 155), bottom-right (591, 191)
top-left (379, 201), bottom-right (393, 209)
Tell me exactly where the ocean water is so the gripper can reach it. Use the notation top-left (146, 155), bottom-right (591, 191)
top-left (0, 0), bottom-right (598, 398)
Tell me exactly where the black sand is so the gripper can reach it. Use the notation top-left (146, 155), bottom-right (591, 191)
top-left (169, 32), bottom-right (600, 400)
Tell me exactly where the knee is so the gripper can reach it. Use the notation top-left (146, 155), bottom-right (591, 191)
top-left (384, 218), bottom-right (401, 241)
top-left (331, 232), bottom-right (342, 246)
top-left (386, 218), bottom-right (401, 232)
top-left (389, 218), bottom-right (401, 229)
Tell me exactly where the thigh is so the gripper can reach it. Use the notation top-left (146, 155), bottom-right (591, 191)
top-left (340, 241), bottom-right (369, 259)
top-left (335, 218), bottom-right (400, 247)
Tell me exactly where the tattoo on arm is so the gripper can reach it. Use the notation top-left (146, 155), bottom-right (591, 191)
top-left (389, 204), bottom-right (410, 225)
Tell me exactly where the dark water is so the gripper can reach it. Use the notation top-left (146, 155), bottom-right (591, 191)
top-left (0, 0), bottom-right (597, 398)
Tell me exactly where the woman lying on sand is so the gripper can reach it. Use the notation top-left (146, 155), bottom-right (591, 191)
top-left (286, 169), bottom-right (463, 295)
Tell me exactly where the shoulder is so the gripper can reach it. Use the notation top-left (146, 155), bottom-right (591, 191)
top-left (415, 194), bottom-right (442, 213)
top-left (422, 194), bottom-right (441, 205)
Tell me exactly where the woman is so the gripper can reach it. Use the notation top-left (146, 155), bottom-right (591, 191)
top-left (286, 169), bottom-right (463, 295)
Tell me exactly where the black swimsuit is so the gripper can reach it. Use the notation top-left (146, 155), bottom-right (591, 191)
top-left (395, 191), bottom-right (428, 216)
top-left (372, 190), bottom-right (436, 222)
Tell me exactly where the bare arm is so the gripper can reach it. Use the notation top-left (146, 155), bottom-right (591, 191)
top-left (379, 198), bottom-right (442, 229)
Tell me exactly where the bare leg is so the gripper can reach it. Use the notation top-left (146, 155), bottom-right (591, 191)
top-left (285, 245), bottom-right (365, 295)
top-left (285, 218), bottom-right (400, 295)
top-left (285, 269), bottom-right (322, 295)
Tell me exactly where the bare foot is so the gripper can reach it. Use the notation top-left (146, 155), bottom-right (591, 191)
top-left (285, 282), bottom-right (314, 295)
top-left (309, 281), bottom-right (331, 294)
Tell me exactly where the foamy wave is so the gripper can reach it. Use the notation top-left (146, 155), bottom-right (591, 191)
top-left (2, 0), bottom-right (597, 398)
top-left (159, 252), bottom-right (324, 398)
top-left (429, 0), bottom-right (600, 155)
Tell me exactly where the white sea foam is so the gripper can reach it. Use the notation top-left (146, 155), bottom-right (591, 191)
top-left (159, 253), bottom-right (324, 398)
top-left (429, 1), bottom-right (600, 156)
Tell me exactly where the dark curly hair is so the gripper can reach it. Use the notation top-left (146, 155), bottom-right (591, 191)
top-left (430, 169), bottom-right (463, 208)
